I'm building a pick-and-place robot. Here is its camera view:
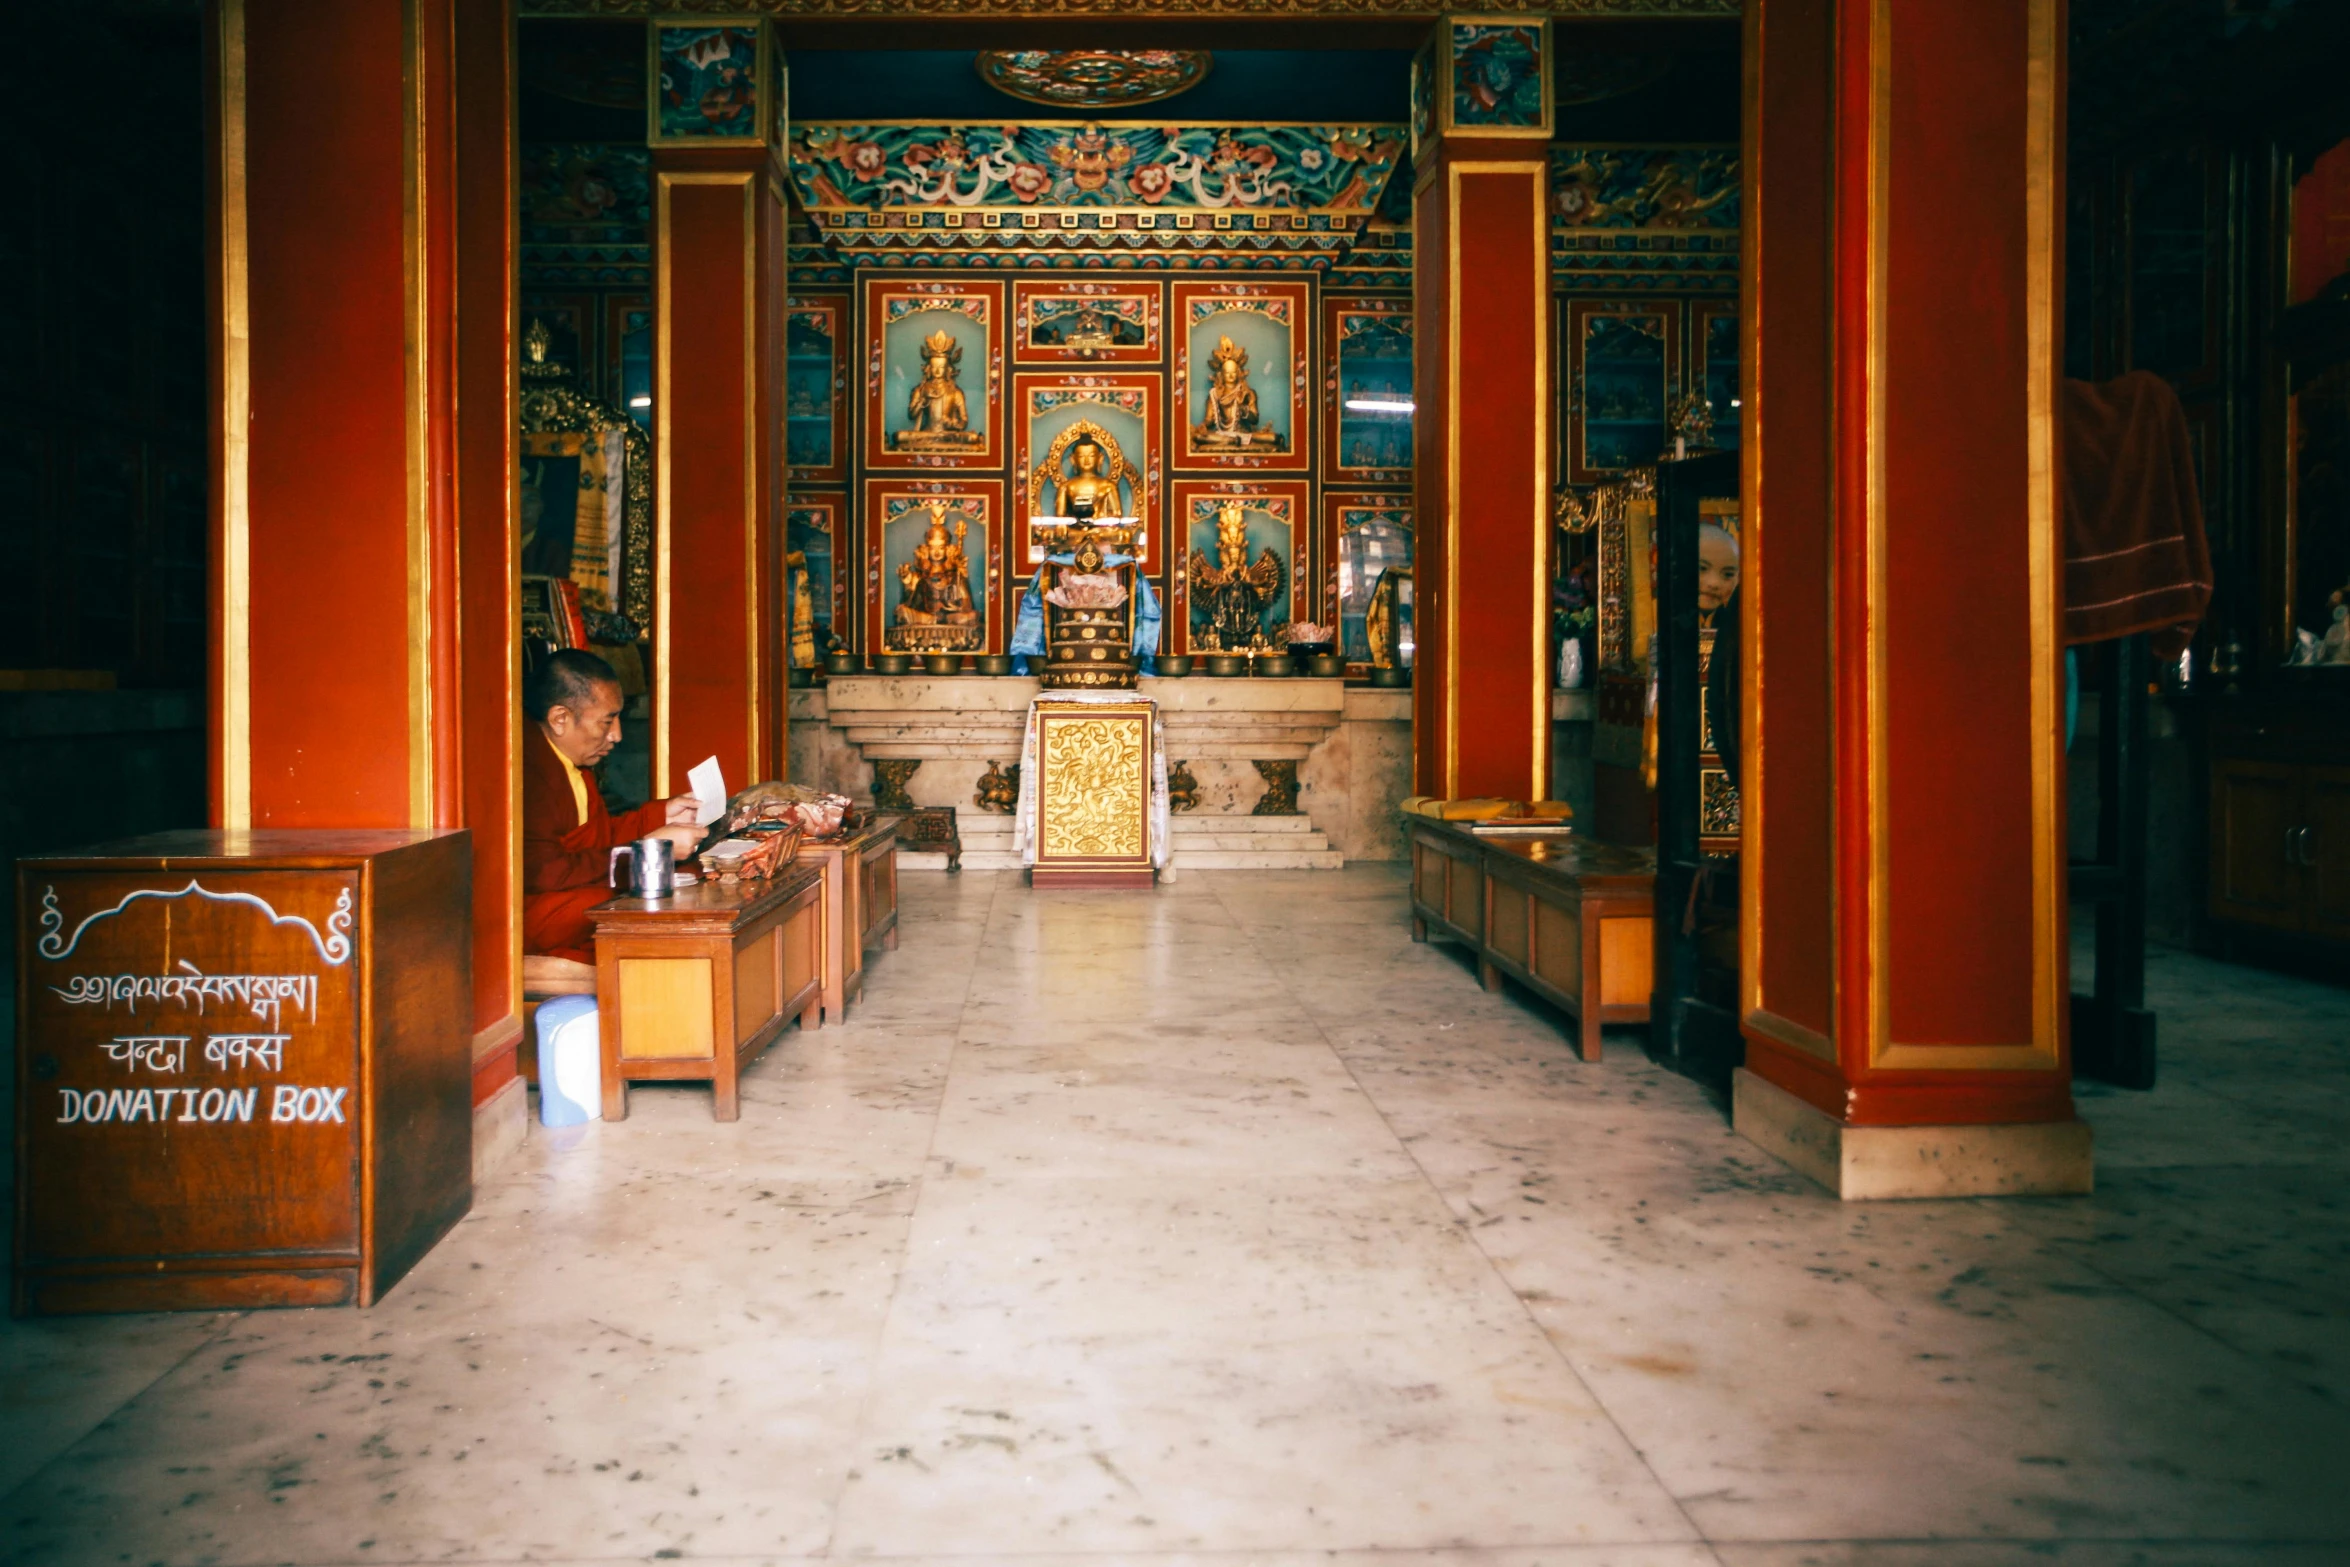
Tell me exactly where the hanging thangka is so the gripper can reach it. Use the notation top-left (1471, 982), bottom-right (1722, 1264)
top-left (520, 429), bottom-right (626, 611)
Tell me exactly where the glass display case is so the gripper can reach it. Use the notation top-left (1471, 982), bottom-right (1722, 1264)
top-left (1326, 493), bottom-right (1414, 675)
top-left (1322, 297), bottom-right (1413, 485)
top-left (1566, 300), bottom-right (1679, 484)
top-left (786, 294), bottom-right (848, 484)
top-left (1691, 300), bottom-right (1740, 450)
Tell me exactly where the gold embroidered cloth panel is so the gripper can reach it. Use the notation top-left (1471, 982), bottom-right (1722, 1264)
top-left (1012, 694), bottom-right (1172, 874)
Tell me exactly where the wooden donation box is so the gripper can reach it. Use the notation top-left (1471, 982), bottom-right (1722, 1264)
top-left (12, 831), bottom-right (472, 1316)
top-left (1032, 698), bottom-right (1156, 887)
top-left (588, 861), bottom-right (825, 1121)
top-left (1405, 817), bottom-right (1654, 1062)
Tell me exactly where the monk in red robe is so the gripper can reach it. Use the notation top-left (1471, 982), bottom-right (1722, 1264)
top-left (524, 649), bottom-right (701, 963)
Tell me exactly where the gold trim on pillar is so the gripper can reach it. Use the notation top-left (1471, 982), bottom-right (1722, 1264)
top-left (1444, 162), bottom-right (1462, 798)
top-left (1866, 0), bottom-right (2063, 1075)
top-left (742, 175), bottom-right (760, 781)
top-left (654, 173), bottom-right (674, 798)
top-left (215, 0), bottom-right (251, 829)
top-left (2025, 0), bottom-right (2064, 1064)
top-left (1863, 0), bottom-right (1891, 1062)
top-left (402, 0), bottom-right (435, 830)
top-left (1737, 0), bottom-right (1763, 1039)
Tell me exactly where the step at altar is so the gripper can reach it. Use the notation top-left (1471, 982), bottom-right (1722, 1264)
top-left (896, 809), bottom-right (1341, 872)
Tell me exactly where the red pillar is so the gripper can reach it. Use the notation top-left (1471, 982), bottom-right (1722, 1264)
top-left (211, 0), bottom-right (460, 832)
top-left (454, 1), bottom-right (523, 1111)
top-left (649, 21), bottom-right (788, 797)
top-left (1738, 0), bottom-right (2087, 1197)
top-left (207, 0), bottom-right (522, 1149)
top-left (1410, 19), bottom-right (1553, 803)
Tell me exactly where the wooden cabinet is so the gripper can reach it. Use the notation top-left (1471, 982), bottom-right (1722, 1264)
top-left (14, 830), bottom-right (473, 1315)
top-left (2212, 759), bottom-right (2302, 928)
top-left (2305, 767), bottom-right (2350, 943)
top-left (1406, 817), bottom-right (1655, 1061)
top-left (2209, 758), bottom-right (2350, 941)
top-left (798, 818), bottom-right (900, 1022)
top-left (588, 863), bottom-right (825, 1122)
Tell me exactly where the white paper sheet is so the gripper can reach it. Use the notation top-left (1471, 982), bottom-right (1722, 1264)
top-left (687, 755), bottom-right (728, 826)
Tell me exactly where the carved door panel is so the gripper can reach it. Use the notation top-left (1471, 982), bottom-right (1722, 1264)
top-left (2209, 760), bottom-right (2302, 931)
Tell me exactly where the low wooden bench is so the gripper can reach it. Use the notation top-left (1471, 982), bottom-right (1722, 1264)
top-left (1405, 816), bottom-right (1655, 1061)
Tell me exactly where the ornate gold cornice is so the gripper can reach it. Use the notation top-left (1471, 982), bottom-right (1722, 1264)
top-left (521, 0), bottom-right (1734, 17)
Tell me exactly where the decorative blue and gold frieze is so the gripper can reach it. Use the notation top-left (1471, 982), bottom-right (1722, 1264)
top-left (787, 122), bottom-right (1407, 269)
top-left (648, 20), bottom-right (780, 148)
top-left (1411, 14), bottom-right (1552, 160)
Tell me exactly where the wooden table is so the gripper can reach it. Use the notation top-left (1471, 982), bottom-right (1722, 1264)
top-left (588, 862), bottom-right (825, 1121)
top-left (14, 829), bottom-right (473, 1314)
top-left (797, 818), bottom-right (900, 1025)
top-left (1405, 817), bottom-right (1655, 1061)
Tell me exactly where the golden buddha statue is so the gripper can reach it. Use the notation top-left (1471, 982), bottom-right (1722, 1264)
top-left (1193, 334), bottom-right (1280, 451)
top-left (1028, 418), bottom-right (1134, 525)
top-left (895, 328), bottom-right (984, 452)
top-left (1186, 500), bottom-right (1284, 651)
top-left (894, 502), bottom-right (981, 650)
top-left (1054, 434), bottom-right (1124, 519)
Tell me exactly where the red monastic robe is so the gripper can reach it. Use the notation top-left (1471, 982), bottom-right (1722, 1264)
top-left (523, 729), bottom-right (670, 963)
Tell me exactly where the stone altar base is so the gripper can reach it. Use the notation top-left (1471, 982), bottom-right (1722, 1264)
top-left (789, 675), bottom-right (1411, 872)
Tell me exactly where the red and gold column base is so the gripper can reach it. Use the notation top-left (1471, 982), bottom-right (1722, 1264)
top-left (1734, 1069), bottom-right (2092, 1200)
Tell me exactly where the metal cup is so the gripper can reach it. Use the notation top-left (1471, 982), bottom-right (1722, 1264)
top-left (607, 835), bottom-right (677, 898)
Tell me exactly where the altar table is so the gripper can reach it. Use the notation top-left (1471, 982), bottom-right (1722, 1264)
top-left (1404, 816), bottom-right (1655, 1061)
top-left (588, 862), bottom-right (824, 1121)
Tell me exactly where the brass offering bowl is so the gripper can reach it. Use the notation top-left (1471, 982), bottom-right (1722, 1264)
top-left (924, 652), bottom-right (965, 675)
top-left (1252, 652), bottom-right (1296, 677)
top-left (973, 653), bottom-right (1014, 675)
top-left (824, 651), bottom-right (861, 676)
top-left (1306, 653), bottom-right (1346, 678)
top-left (870, 653), bottom-right (914, 675)
top-left (1368, 665), bottom-right (1411, 687)
top-left (1153, 654), bottom-right (1193, 677)
top-left (1203, 653), bottom-right (1248, 677)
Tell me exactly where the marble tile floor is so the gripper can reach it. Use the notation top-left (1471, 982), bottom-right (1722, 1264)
top-left (3, 864), bottom-right (2348, 1567)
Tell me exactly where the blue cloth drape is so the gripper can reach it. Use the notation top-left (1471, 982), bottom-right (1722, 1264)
top-left (1010, 552), bottom-right (1161, 675)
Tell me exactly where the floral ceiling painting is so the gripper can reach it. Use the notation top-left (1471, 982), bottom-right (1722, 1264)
top-left (975, 50), bottom-right (1212, 110)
